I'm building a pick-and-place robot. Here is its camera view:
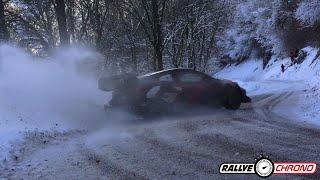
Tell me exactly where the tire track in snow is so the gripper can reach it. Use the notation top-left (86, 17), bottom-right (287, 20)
top-left (3, 91), bottom-right (320, 179)
top-left (79, 147), bottom-right (148, 180)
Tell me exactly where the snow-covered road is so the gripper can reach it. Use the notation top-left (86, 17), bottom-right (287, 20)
top-left (1, 80), bottom-right (320, 179)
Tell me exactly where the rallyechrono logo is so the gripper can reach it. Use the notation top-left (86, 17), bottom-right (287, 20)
top-left (219, 154), bottom-right (316, 178)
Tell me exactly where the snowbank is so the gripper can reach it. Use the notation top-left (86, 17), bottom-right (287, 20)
top-left (215, 60), bottom-right (264, 81)
top-left (216, 47), bottom-right (320, 92)
top-left (215, 46), bottom-right (320, 125)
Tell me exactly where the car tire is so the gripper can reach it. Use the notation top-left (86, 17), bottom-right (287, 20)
top-left (224, 87), bottom-right (241, 110)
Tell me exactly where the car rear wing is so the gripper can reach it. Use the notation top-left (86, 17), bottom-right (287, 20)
top-left (98, 73), bottom-right (138, 91)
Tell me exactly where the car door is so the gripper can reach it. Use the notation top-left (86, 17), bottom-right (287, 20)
top-left (176, 71), bottom-right (209, 104)
top-left (146, 72), bottom-right (179, 104)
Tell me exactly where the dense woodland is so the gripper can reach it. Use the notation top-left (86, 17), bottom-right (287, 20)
top-left (0, 0), bottom-right (320, 74)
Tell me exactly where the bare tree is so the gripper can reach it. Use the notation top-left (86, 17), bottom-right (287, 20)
top-left (122, 0), bottom-right (166, 71)
top-left (6, 0), bottom-right (57, 53)
top-left (2, 0), bottom-right (277, 73)
top-left (66, 0), bottom-right (76, 42)
top-left (151, 0), bottom-right (164, 70)
top-left (53, 0), bottom-right (69, 45)
top-left (0, 0), bottom-right (9, 41)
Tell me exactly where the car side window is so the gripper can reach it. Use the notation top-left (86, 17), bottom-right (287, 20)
top-left (146, 86), bottom-right (160, 98)
top-left (159, 74), bottom-right (173, 82)
top-left (180, 73), bottom-right (203, 82)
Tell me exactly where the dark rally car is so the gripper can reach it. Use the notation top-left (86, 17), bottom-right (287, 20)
top-left (99, 69), bottom-right (251, 115)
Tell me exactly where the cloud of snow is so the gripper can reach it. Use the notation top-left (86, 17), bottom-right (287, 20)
top-left (0, 44), bottom-right (111, 132)
top-left (0, 44), bottom-right (144, 166)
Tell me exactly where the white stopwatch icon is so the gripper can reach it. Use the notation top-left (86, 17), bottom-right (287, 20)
top-left (255, 158), bottom-right (274, 178)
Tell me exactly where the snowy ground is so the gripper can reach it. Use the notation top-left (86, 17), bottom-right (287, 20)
top-left (215, 46), bottom-right (320, 126)
top-left (1, 45), bottom-right (320, 179)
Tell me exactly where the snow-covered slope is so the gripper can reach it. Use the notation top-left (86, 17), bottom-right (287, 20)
top-left (216, 47), bottom-right (320, 92)
top-left (215, 46), bottom-right (320, 126)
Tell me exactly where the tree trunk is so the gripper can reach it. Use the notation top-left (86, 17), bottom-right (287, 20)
top-left (171, 37), bottom-right (178, 68)
top-left (153, 46), bottom-right (163, 71)
top-left (66, 0), bottom-right (76, 42)
top-left (152, 0), bottom-right (163, 71)
top-left (54, 0), bottom-right (69, 45)
top-left (131, 46), bottom-right (138, 72)
top-left (93, 0), bottom-right (103, 51)
top-left (0, 0), bottom-right (9, 42)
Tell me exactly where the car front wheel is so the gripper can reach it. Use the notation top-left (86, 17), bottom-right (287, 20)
top-left (224, 87), bottom-right (241, 110)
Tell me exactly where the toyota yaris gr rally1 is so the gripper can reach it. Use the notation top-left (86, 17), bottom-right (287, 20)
top-left (99, 69), bottom-right (251, 115)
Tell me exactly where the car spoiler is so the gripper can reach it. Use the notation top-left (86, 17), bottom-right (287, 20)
top-left (98, 73), bottom-right (138, 91)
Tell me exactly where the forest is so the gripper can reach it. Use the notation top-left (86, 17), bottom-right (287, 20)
top-left (0, 0), bottom-right (319, 74)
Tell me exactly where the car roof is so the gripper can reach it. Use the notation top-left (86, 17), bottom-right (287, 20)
top-left (138, 68), bottom-right (201, 79)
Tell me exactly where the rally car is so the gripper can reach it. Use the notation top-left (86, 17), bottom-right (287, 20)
top-left (98, 69), bottom-right (251, 115)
